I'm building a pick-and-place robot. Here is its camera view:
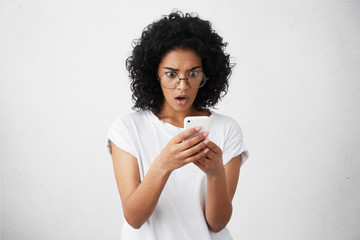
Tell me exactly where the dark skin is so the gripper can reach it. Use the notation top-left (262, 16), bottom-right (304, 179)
top-left (111, 48), bottom-right (242, 232)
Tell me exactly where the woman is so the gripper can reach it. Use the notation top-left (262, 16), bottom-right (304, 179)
top-left (107, 11), bottom-right (248, 240)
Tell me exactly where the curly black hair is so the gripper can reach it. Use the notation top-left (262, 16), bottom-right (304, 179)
top-left (126, 11), bottom-right (233, 113)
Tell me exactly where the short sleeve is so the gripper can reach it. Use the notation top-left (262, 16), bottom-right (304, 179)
top-left (222, 118), bottom-right (249, 167)
top-left (106, 116), bottom-right (138, 159)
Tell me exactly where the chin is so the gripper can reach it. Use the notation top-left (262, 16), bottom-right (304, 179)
top-left (175, 106), bottom-right (191, 112)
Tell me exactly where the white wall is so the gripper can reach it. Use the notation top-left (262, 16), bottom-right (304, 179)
top-left (1, 1), bottom-right (360, 239)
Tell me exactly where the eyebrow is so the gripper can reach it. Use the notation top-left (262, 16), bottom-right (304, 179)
top-left (163, 66), bottom-right (201, 71)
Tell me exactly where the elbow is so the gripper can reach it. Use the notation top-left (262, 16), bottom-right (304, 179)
top-left (129, 223), bottom-right (143, 230)
top-left (209, 224), bottom-right (227, 233)
top-left (123, 211), bottom-right (145, 229)
top-left (208, 217), bottom-right (230, 233)
top-left (208, 207), bottom-right (232, 233)
top-left (122, 201), bottom-right (152, 229)
top-left (124, 216), bottom-right (144, 229)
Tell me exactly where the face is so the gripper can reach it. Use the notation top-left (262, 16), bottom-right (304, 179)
top-left (157, 48), bottom-right (203, 114)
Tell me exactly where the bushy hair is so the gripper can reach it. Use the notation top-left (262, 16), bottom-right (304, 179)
top-left (126, 11), bottom-right (232, 113)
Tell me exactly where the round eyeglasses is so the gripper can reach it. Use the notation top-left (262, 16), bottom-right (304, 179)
top-left (158, 71), bottom-right (207, 89)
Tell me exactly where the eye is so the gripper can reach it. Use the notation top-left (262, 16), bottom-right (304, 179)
top-left (188, 71), bottom-right (200, 78)
top-left (165, 72), bottom-right (177, 78)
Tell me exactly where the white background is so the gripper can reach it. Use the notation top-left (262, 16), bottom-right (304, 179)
top-left (1, 0), bottom-right (360, 239)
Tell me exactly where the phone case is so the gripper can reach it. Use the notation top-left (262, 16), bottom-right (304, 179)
top-left (184, 116), bottom-right (210, 139)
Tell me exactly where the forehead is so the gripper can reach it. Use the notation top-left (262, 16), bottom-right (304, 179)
top-left (158, 48), bottom-right (202, 69)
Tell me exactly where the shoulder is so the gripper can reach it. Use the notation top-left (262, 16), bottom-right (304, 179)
top-left (209, 112), bottom-right (248, 165)
top-left (111, 110), bottom-right (152, 126)
top-left (211, 112), bottom-right (241, 127)
top-left (108, 111), bottom-right (155, 136)
top-left (107, 110), bottom-right (153, 142)
top-left (210, 111), bottom-right (244, 137)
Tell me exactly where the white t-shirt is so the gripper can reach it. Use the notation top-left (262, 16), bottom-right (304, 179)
top-left (107, 110), bottom-right (248, 240)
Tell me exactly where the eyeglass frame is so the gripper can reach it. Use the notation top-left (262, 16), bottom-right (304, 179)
top-left (157, 71), bottom-right (208, 89)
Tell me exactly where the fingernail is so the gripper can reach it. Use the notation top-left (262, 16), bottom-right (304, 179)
top-left (203, 132), bottom-right (209, 137)
top-left (195, 126), bottom-right (201, 131)
top-left (204, 148), bottom-right (209, 154)
top-left (204, 139), bottom-right (210, 144)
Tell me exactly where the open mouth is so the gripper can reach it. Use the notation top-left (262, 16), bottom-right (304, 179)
top-left (175, 96), bottom-right (188, 106)
top-left (175, 96), bottom-right (187, 101)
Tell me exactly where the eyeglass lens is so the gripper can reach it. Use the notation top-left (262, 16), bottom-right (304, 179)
top-left (160, 72), bottom-right (206, 89)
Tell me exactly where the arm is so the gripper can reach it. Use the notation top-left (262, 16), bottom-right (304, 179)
top-left (112, 145), bottom-right (170, 229)
top-left (111, 127), bottom-right (209, 229)
top-left (193, 142), bottom-right (242, 232)
top-left (205, 155), bottom-right (242, 232)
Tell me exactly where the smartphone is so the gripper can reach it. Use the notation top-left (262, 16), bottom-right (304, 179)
top-left (184, 116), bottom-right (210, 140)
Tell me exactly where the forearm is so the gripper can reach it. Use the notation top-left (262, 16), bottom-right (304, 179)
top-left (123, 162), bottom-right (170, 229)
top-left (205, 165), bottom-right (232, 233)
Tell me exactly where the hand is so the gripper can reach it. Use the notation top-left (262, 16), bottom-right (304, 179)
top-left (193, 140), bottom-right (224, 176)
top-left (154, 127), bottom-right (210, 174)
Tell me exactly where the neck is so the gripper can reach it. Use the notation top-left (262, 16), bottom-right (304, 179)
top-left (156, 104), bottom-right (210, 128)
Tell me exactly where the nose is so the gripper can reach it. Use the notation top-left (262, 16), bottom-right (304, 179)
top-left (177, 76), bottom-right (190, 90)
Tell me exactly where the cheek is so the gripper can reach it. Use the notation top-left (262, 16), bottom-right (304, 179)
top-left (191, 89), bottom-right (200, 98)
top-left (161, 88), bottom-right (172, 100)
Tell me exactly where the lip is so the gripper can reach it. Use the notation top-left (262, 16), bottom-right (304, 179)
top-left (175, 95), bottom-right (189, 106)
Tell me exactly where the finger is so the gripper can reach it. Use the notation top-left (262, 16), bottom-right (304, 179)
top-left (179, 131), bottom-right (209, 151)
top-left (193, 159), bottom-right (205, 166)
top-left (183, 147), bottom-right (208, 164)
top-left (193, 160), bottom-right (207, 172)
top-left (180, 134), bottom-right (210, 158)
top-left (202, 148), bottom-right (223, 168)
top-left (172, 127), bottom-right (202, 144)
top-left (200, 150), bottom-right (211, 164)
top-left (198, 155), bottom-right (209, 165)
top-left (204, 140), bottom-right (222, 154)
top-left (203, 147), bottom-right (216, 160)
top-left (203, 148), bottom-right (210, 158)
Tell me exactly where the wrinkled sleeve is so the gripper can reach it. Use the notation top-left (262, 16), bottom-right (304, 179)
top-left (106, 116), bottom-right (138, 159)
top-left (222, 118), bottom-right (249, 167)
